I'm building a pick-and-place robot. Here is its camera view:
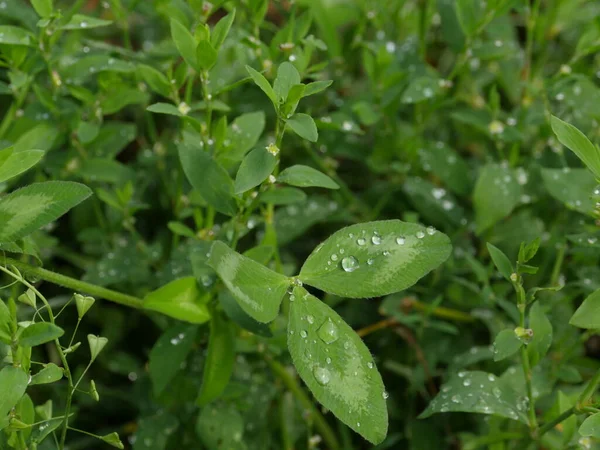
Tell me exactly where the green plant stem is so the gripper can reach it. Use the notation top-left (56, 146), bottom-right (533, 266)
top-left (523, 0), bottom-right (542, 97)
top-left (538, 406), bottom-right (576, 436)
top-left (515, 282), bottom-right (538, 433)
top-left (0, 266), bottom-right (74, 449)
top-left (2, 257), bottom-right (144, 309)
top-left (578, 368), bottom-right (600, 408)
top-left (266, 358), bottom-right (341, 450)
top-left (0, 79), bottom-right (31, 140)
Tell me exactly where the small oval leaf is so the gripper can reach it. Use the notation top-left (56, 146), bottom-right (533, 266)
top-left (278, 165), bottom-right (339, 189)
top-left (144, 277), bottom-right (211, 324)
top-left (19, 322), bottom-right (64, 347)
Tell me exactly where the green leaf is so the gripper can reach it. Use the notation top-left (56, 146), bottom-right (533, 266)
top-left (87, 334), bottom-right (108, 361)
top-left (541, 168), bottom-right (596, 215)
top-left (144, 277), bottom-right (211, 324)
top-left (234, 146), bottom-right (277, 194)
top-left (147, 102), bottom-right (183, 116)
top-left (31, 417), bottom-right (63, 443)
top-left (401, 76), bottom-right (441, 104)
top-left (551, 115), bottom-right (600, 179)
top-left (101, 432), bottom-right (125, 449)
top-left (419, 371), bottom-right (527, 423)
top-left (59, 14), bottom-right (112, 30)
top-left (207, 241), bottom-right (290, 323)
top-left (570, 288), bottom-right (600, 329)
top-left (196, 403), bottom-right (245, 450)
top-left (12, 123), bottom-right (58, 153)
top-left (273, 62), bottom-right (301, 102)
top-left (31, 0), bottom-right (53, 17)
top-left (149, 324), bottom-right (197, 396)
top-left (178, 142), bottom-right (237, 216)
top-left (0, 26), bottom-right (33, 46)
top-left (0, 148), bottom-right (44, 183)
top-left (0, 366), bottom-right (28, 417)
top-left (210, 9), bottom-right (235, 49)
top-left (527, 302), bottom-right (552, 367)
top-left (218, 290), bottom-right (272, 337)
top-left (287, 113), bottom-right (318, 142)
top-left (78, 158), bottom-right (134, 185)
top-left (492, 329), bottom-right (521, 362)
top-left (278, 165), bottom-right (339, 189)
top-left (0, 181), bottom-right (92, 243)
top-left (455, 0), bottom-right (484, 36)
top-left (138, 64), bottom-right (172, 97)
top-left (0, 300), bottom-right (11, 344)
top-left (19, 322), bottom-right (64, 347)
top-left (74, 294), bottom-right (95, 319)
top-left (168, 221), bottom-right (196, 238)
top-left (30, 363), bottom-right (63, 385)
top-left (197, 312), bottom-right (235, 405)
top-left (580, 412), bottom-right (600, 437)
top-left (486, 243), bottom-right (513, 281)
top-left (245, 65), bottom-right (277, 105)
top-left (196, 40), bottom-right (218, 70)
top-left (170, 19), bottom-right (198, 70)
top-left (220, 111), bottom-right (266, 164)
top-left (260, 187), bottom-right (307, 205)
top-left (303, 80), bottom-right (333, 97)
top-left (299, 220), bottom-right (452, 298)
top-left (287, 286), bottom-right (388, 444)
top-left (474, 164), bottom-right (522, 233)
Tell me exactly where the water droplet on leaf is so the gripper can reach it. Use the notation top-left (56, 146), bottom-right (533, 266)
top-left (341, 256), bottom-right (359, 272)
top-left (313, 366), bottom-right (331, 386)
top-left (317, 319), bottom-right (339, 344)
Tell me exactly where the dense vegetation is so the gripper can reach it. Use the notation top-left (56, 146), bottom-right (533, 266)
top-left (2, 0), bottom-right (600, 449)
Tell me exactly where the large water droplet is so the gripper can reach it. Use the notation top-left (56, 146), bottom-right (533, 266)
top-left (307, 315), bottom-right (315, 324)
top-left (357, 237), bottom-right (366, 246)
top-left (416, 231), bottom-right (425, 239)
top-left (367, 258), bottom-right (374, 265)
top-left (317, 318), bottom-right (339, 344)
top-left (451, 395), bottom-right (461, 403)
top-left (426, 226), bottom-right (436, 235)
top-left (341, 256), bottom-right (359, 272)
top-left (300, 330), bottom-right (308, 338)
top-left (326, 357), bottom-right (332, 364)
top-left (367, 362), bottom-right (374, 369)
top-left (396, 236), bottom-right (405, 245)
top-left (492, 387), bottom-right (502, 398)
top-left (371, 235), bottom-right (381, 245)
top-left (313, 366), bottom-right (331, 385)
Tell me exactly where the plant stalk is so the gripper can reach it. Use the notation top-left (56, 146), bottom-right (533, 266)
top-left (2, 257), bottom-right (144, 309)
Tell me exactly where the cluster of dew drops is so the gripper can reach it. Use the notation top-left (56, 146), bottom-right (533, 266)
top-left (323, 227), bottom-right (437, 273)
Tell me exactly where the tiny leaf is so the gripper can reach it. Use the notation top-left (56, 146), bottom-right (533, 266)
top-left (144, 277), bottom-right (211, 324)
top-left (287, 113), bottom-right (318, 142)
top-left (234, 146), bottom-right (277, 194)
top-left (570, 288), bottom-right (600, 329)
top-left (278, 165), bottom-right (339, 189)
top-left (492, 329), bottom-right (522, 362)
top-left (486, 243), bottom-right (513, 281)
top-left (551, 115), bottom-right (600, 179)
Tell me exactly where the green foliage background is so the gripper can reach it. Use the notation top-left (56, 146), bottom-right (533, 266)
top-left (2, 0), bottom-right (600, 449)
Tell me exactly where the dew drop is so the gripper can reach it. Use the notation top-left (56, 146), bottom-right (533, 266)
top-left (341, 256), bottom-right (359, 272)
top-left (330, 254), bottom-right (339, 261)
top-left (492, 387), bottom-right (502, 398)
top-left (326, 357), bottom-right (332, 364)
top-left (313, 366), bottom-right (331, 386)
top-left (396, 236), bottom-right (405, 245)
top-left (367, 362), bottom-right (374, 369)
top-left (356, 422), bottom-right (361, 428)
top-left (317, 319), bottom-right (339, 344)
top-left (463, 379), bottom-right (471, 387)
top-left (382, 391), bottom-right (389, 399)
top-left (426, 226), bottom-right (436, 235)
top-left (307, 315), bottom-right (314, 324)
top-left (371, 235), bottom-right (382, 245)
top-left (357, 237), bottom-right (366, 246)
top-left (300, 330), bottom-right (308, 338)
top-left (343, 341), bottom-right (350, 350)
top-left (487, 374), bottom-right (496, 382)
top-left (289, 294), bottom-right (295, 302)
top-left (451, 395), bottom-right (461, 403)
top-left (416, 231), bottom-right (425, 239)
top-left (367, 258), bottom-right (374, 265)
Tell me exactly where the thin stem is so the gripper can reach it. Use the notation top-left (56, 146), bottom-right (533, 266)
top-left (2, 257), bottom-right (144, 309)
top-left (514, 281), bottom-right (538, 433)
top-left (0, 266), bottom-right (74, 448)
top-left (578, 368), bottom-right (600, 408)
top-left (538, 406), bottom-right (576, 436)
top-left (266, 357), bottom-right (341, 450)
